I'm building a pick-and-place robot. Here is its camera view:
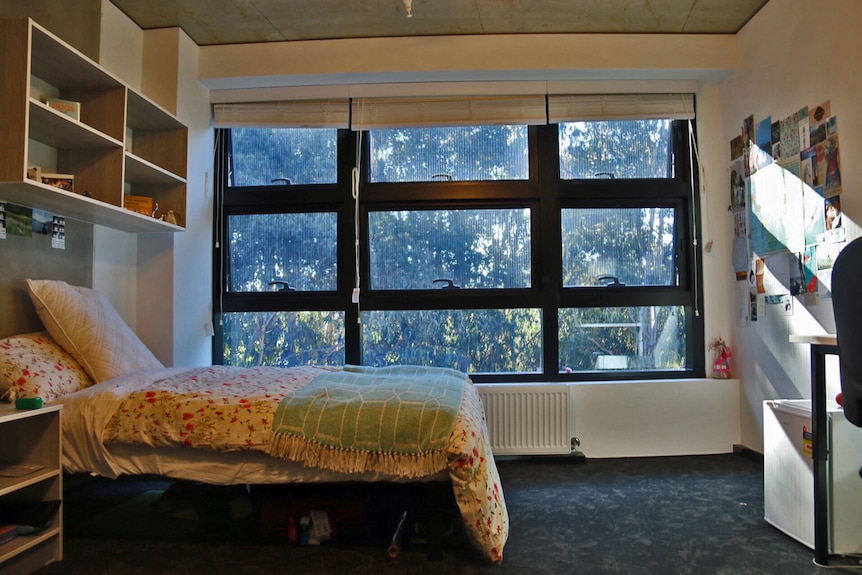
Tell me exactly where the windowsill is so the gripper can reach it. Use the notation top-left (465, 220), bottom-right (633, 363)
top-left (474, 378), bottom-right (739, 387)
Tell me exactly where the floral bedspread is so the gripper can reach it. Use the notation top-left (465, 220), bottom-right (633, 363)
top-left (101, 365), bottom-right (508, 563)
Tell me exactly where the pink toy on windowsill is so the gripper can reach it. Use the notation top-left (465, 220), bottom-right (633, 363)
top-left (709, 337), bottom-right (732, 379)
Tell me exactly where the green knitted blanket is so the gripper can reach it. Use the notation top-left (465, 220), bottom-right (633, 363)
top-left (269, 365), bottom-right (469, 478)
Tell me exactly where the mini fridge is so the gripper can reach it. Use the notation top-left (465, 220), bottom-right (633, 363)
top-left (764, 399), bottom-right (862, 554)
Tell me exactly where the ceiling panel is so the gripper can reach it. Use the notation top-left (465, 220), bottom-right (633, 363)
top-left (109, 0), bottom-right (769, 45)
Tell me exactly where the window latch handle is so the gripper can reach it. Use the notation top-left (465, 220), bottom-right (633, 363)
top-left (269, 280), bottom-right (295, 292)
top-left (433, 279), bottom-right (460, 289)
top-left (596, 275), bottom-right (625, 287)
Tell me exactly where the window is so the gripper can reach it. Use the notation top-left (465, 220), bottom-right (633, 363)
top-left (227, 212), bottom-right (338, 292)
top-left (229, 128), bottom-right (338, 186)
top-left (559, 120), bottom-right (673, 179)
top-left (561, 207), bottom-right (677, 288)
top-left (368, 208), bottom-right (532, 290)
top-left (214, 95), bottom-right (704, 381)
top-left (369, 126), bottom-right (529, 182)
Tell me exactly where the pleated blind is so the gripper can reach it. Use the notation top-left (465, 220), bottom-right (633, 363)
top-left (548, 93), bottom-right (695, 122)
top-left (213, 99), bottom-right (350, 128)
top-left (213, 93), bottom-right (695, 129)
top-left (350, 95), bottom-right (548, 130)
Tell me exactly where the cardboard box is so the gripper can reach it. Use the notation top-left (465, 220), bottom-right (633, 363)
top-left (40, 173), bottom-right (74, 193)
top-left (44, 97), bottom-right (80, 121)
top-left (124, 195), bottom-right (153, 216)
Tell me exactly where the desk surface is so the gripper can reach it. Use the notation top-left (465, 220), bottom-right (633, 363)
top-left (789, 334), bottom-right (837, 346)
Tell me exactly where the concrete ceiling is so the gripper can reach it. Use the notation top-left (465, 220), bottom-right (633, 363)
top-left (109, 0), bottom-right (769, 46)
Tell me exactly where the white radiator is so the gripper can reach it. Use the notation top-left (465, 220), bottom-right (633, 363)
top-left (476, 384), bottom-right (573, 455)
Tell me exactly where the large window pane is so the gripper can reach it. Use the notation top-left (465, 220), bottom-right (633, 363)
top-left (559, 306), bottom-right (686, 372)
top-left (230, 128), bottom-right (338, 186)
top-left (369, 125), bottom-right (529, 182)
top-left (362, 309), bottom-right (541, 373)
top-left (369, 208), bottom-right (531, 290)
top-left (559, 120), bottom-right (672, 179)
top-left (222, 311), bottom-right (344, 367)
top-left (228, 212), bottom-right (337, 292)
top-left (561, 207), bottom-right (676, 287)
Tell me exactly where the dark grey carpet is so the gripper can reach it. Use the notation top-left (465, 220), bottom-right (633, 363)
top-left (33, 454), bottom-right (847, 574)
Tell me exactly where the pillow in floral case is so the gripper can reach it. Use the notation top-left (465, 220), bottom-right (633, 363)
top-left (0, 332), bottom-right (94, 404)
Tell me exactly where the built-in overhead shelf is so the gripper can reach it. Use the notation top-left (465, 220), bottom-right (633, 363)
top-left (0, 17), bottom-right (188, 233)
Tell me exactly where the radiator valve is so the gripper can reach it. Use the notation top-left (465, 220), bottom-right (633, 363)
top-left (571, 437), bottom-right (581, 452)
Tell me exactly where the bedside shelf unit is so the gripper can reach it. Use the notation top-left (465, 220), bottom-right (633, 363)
top-left (0, 17), bottom-right (187, 233)
top-left (0, 404), bottom-right (63, 575)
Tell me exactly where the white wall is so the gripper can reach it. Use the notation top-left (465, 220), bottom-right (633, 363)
top-left (721, 0), bottom-right (862, 452)
top-left (572, 379), bottom-right (740, 458)
top-left (96, 0), bottom-right (213, 368)
top-left (92, 0), bottom-right (142, 331)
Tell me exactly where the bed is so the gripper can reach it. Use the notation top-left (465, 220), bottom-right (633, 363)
top-left (0, 279), bottom-right (508, 563)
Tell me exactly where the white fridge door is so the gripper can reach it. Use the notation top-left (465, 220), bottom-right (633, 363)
top-left (763, 400), bottom-right (815, 548)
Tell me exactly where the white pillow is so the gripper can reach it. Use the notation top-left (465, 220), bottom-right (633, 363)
top-left (25, 279), bottom-right (163, 383)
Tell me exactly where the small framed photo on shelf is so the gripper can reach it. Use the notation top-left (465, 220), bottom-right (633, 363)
top-left (40, 173), bottom-right (74, 193)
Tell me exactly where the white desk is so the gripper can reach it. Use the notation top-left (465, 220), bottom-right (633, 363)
top-left (789, 334), bottom-right (837, 566)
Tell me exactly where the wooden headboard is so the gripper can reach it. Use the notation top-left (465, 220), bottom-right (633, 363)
top-left (0, 218), bottom-right (93, 338)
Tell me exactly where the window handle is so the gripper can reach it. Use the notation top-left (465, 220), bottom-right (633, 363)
top-left (432, 173), bottom-right (453, 181)
top-left (269, 280), bottom-right (295, 291)
top-left (596, 275), bottom-right (625, 287)
top-left (433, 279), bottom-right (460, 289)
top-left (594, 172), bottom-right (616, 179)
top-left (271, 177), bottom-right (292, 185)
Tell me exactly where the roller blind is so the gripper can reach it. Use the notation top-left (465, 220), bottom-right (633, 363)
top-left (548, 93), bottom-right (695, 123)
top-left (213, 100), bottom-right (350, 128)
top-left (350, 95), bottom-right (548, 130)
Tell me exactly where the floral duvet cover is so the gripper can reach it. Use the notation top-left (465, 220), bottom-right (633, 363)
top-left (70, 365), bottom-right (508, 563)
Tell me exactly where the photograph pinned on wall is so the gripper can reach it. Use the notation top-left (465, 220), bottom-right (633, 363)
top-left (800, 145), bottom-right (819, 193)
top-left (816, 240), bottom-right (842, 276)
top-left (798, 106), bottom-right (810, 151)
top-left (5, 204), bottom-right (32, 237)
top-left (729, 157), bottom-right (746, 212)
top-left (51, 216), bottom-right (65, 250)
top-left (732, 211), bottom-right (749, 279)
top-left (808, 101), bottom-right (830, 146)
top-left (749, 257), bottom-right (765, 294)
top-left (821, 195), bottom-right (844, 235)
top-left (782, 294), bottom-right (793, 316)
top-left (32, 209), bottom-right (52, 236)
top-left (730, 134), bottom-right (744, 162)
top-left (789, 252), bottom-right (805, 296)
top-left (802, 173), bottom-right (825, 246)
top-left (743, 115), bottom-right (754, 177)
top-left (0, 202), bottom-right (6, 240)
top-left (749, 292), bottom-right (759, 323)
top-left (737, 280), bottom-right (750, 327)
top-left (770, 119), bottom-right (781, 160)
top-left (819, 132), bottom-right (841, 198)
top-left (780, 110), bottom-right (801, 159)
top-left (749, 115), bottom-right (774, 174)
top-left (803, 245), bottom-right (818, 294)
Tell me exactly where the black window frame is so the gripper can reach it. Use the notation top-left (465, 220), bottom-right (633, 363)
top-left (213, 119), bottom-right (705, 381)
